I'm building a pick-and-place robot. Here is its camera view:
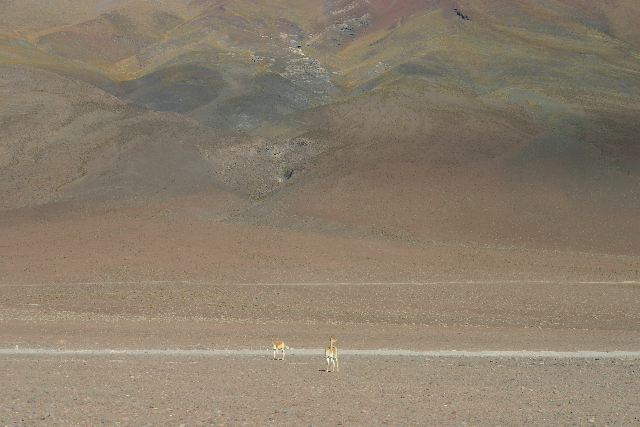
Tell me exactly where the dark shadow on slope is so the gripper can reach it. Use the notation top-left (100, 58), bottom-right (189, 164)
top-left (188, 72), bottom-right (318, 130)
top-left (119, 64), bottom-right (226, 113)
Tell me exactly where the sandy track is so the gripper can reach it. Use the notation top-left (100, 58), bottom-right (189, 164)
top-left (2, 348), bottom-right (640, 358)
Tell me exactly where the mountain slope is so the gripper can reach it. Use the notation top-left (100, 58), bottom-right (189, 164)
top-left (1, 0), bottom-right (639, 286)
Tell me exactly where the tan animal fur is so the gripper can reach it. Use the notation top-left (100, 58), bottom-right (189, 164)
top-left (271, 336), bottom-right (289, 360)
top-left (325, 335), bottom-right (339, 372)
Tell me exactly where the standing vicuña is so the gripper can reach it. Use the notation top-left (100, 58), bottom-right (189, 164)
top-left (325, 335), bottom-right (339, 372)
top-left (271, 336), bottom-right (289, 360)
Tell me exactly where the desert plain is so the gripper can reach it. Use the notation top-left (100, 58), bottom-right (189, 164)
top-left (1, 278), bottom-right (639, 426)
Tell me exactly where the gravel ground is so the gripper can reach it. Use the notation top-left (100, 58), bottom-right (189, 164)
top-left (1, 282), bottom-right (639, 426)
top-left (1, 354), bottom-right (638, 426)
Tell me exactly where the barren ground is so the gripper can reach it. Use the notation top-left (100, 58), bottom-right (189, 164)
top-left (1, 279), bottom-right (639, 426)
top-left (2, 353), bottom-right (638, 426)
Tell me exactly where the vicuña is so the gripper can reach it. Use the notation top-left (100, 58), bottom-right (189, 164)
top-left (325, 335), bottom-right (339, 372)
top-left (271, 336), bottom-right (289, 360)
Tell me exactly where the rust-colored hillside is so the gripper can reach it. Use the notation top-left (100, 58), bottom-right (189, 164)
top-left (1, 0), bottom-right (639, 284)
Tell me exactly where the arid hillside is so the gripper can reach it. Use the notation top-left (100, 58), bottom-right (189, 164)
top-left (1, 0), bottom-right (639, 284)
